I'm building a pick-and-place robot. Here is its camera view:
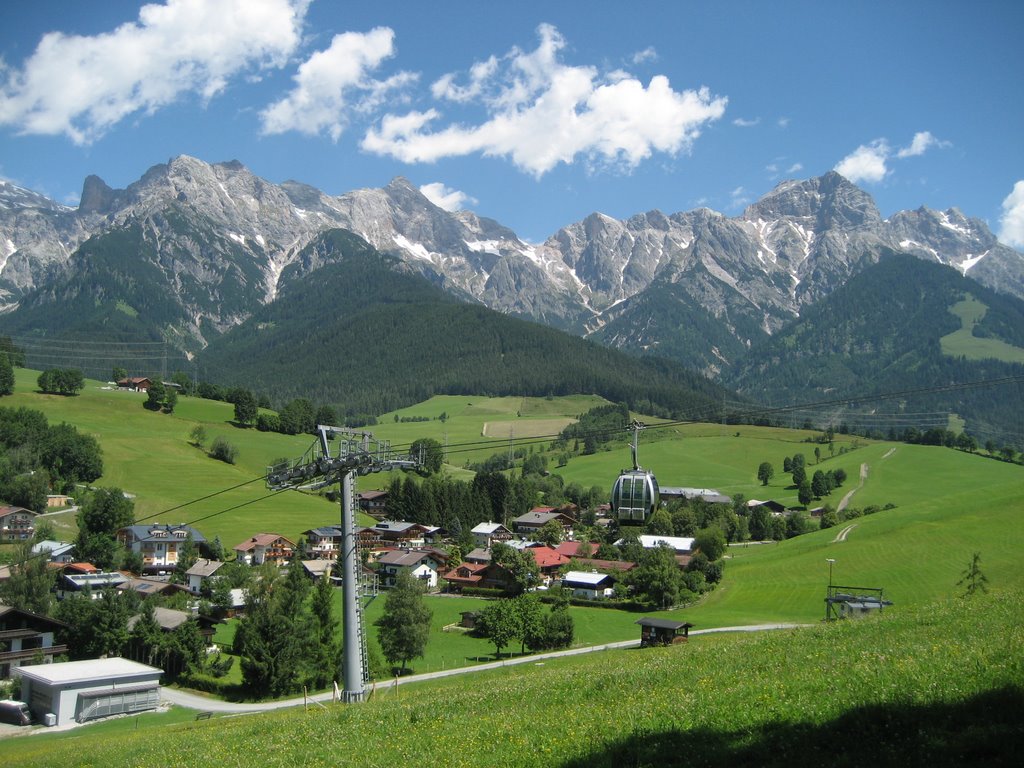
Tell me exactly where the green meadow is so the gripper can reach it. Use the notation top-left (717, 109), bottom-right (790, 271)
top-left (940, 296), bottom-right (1024, 363)
top-left (2, 590), bottom-right (1020, 766)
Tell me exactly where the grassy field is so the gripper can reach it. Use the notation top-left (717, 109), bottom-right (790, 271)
top-left (2, 589), bottom-right (1020, 766)
top-left (940, 296), bottom-right (1024, 363)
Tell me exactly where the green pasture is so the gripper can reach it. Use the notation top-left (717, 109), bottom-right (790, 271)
top-left (940, 296), bottom-right (1024, 363)
top-left (2, 588), bottom-right (1020, 766)
top-left (6, 369), bottom-right (343, 546)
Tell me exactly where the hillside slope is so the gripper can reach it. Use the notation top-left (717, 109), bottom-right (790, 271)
top-left (195, 229), bottom-right (733, 417)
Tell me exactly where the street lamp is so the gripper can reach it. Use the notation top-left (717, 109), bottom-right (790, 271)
top-left (826, 558), bottom-right (836, 587)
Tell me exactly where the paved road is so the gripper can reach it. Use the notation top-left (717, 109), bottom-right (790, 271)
top-left (161, 623), bottom-right (806, 714)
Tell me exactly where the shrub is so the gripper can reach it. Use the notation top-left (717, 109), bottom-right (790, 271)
top-left (210, 437), bottom-right (238, 464)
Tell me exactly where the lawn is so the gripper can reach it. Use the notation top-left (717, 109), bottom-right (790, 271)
top-left (2, 588), bottom-right (1020, 767)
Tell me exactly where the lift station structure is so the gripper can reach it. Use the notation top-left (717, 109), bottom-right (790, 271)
top-left (267, 425), bottom-right (420, 703)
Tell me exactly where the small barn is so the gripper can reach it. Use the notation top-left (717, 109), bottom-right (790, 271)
top-left (636, 617), bottom-right (694, 647)
top-left (16, 657), bottom-right (162, 726)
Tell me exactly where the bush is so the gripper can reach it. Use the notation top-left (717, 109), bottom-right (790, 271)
top-left (210, 437), bottom-right (238, 464)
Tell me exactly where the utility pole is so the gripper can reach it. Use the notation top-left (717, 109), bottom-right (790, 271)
top-left (267, 425), bottom-right (419, 702)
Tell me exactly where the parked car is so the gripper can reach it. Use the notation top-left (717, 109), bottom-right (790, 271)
top-left (0, 700), bottom-right (31, 726)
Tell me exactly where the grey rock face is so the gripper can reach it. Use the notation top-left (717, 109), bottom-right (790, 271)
top-left (1, 157), bottom-right (1021, 369)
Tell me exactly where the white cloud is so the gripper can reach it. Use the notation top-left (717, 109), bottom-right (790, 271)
top-left (896, 130), bottom-right (949, 158)
top-left (777, 117), bottom-right (790, 128)
top-left (834, 139), bottom-right (891, 184)
top-left (998, 180), bottom-right (1024, 249)
top-left (0, 0), bottom-right (310, 144)
top-left (419, 182), bottom-right (477, 212)
top-left (260, 27), bottom-right (414, 140)
top-left (733, 117), bottom-right (760, 127)
top-left (631, 46), bottom-right (658, 65)
top-left (835, 130), bottom-right (949, 184)
top-left (787, 162), bottom-right (803, 174)
top-left (730, 185), bottom-right (750, 208)
top-left (362, 24), bottom-right (727, 177)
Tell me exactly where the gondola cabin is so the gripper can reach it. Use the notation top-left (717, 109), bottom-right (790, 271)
top-left (611, 469), bottom-right (660, 525)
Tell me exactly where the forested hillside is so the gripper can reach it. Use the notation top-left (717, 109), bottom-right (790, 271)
top-left (196, 230), bottom-right (733, 419)
top-left (726, 253), bottom-right (1024, 446)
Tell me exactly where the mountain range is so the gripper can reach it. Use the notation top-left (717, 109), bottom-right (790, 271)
top-left (1, 156), bottom-right (1022, 443)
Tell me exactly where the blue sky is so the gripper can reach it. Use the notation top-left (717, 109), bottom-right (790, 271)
top-left (1, 0), bottom-right (1023, 246)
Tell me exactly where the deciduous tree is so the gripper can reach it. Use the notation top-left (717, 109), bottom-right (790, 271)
top-left (374, 571), bottom-right (432, 673)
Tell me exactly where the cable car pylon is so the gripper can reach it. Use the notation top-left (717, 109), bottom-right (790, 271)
top-left (267, 424), bottom-right (420, 703)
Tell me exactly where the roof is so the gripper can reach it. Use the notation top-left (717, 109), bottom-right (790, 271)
top-left (31, 540), bottom-right (74, 557)
top-left (0, 601), bottom-right (68, 629)
top-left (464, 548), bottom-right (492, 563)
top-left (16, 657), bottom-right (162, 685)
top-left (471, 522), bottom-right (509, 535)
top-left (0, 505), bottom-right (35, 517)
top-left (376, 549), bottom-right (439, 568)
top-left (374, 520), bottom-right (422, 534)
top-left (554, 541), bottom-right (602, 558)
top-left (118, 576), bottom-right (189, 595)
top-left (127, 607), bottom-right (196, 632)
top-left (636, 618), bottom-right (694, 630)
top-left (184, 558), bottom-right (224, 578)
top-left (234, 533), bottom-right (294, 551)
top-left (63, 571), bottom-right (130, 589)
top-left (571, 557), bottom-right (636, 572)
top-left (120, 523), bottom-right (206, 543)
top-left (562, 571), bottom-right (614, 587)
top-left (514, 509), bottom-right (577, 526)
top-left (301, 560), bottom-right (333, 576)
top-left (529, 546), bottom-right (570, 569)
top-left (359, 490), bottom-right (388, 500)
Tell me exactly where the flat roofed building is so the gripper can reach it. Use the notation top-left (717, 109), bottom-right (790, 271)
top-left (16, 657), bottom-right (162, 726)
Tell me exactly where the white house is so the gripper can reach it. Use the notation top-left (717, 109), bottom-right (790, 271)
top-left (16, 657), bottom-right (163, 726)
top-left (561, 571), bottom-right (616, 600)
top-left (470, 521), bottom-right (512, 549)
top-left (184, 558), bottom-right (225, 594)
top-left (31, 540), bottom-right (76, 563)
top-left (117, 523), bottom-right (206, 573)
top-left (375, 549), bottom-right (444, 590)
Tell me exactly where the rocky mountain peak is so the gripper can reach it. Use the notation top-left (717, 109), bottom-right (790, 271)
top-left (745, 171), bottom-right (881, 230)
top-left (79, 174), bottom-right (118, 214)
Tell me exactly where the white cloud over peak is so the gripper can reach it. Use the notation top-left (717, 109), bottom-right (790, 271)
top-left (419, 182), bottom-right (477, 212)
top-left (362, 24), bottom-right (727, 177)
top-left (0, 0), bottom-right (309, 144)
top-left (835, 140), bottom-right (891, 184)
top-left (998, 180), bottom-right (1024, 249)
top-left (836, 131), bottom-right (950, 184)
top-left (260, 27), bottom-right (415, 140)
top-left (896, 130), bottom-right (950, 158)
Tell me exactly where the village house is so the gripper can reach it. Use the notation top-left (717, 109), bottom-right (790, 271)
top-left (303, 526), bottom-right (345, 559)
top-left (57, 571), bottom-right (130, 600)
top-left (440, 561), bottom-right (489, 593)
top-left (31, 540), bottom-right (76, 564)
top-left (376, 549), bottom-right (445, 590)
top-left (117, 576), bottom-right (190, 600)
top-left (528, 545), bottom-right (571, 583)
top-left (184, 559), bottom-right (225, 595)
top-left (301, 559), bottom-right (334, 581)
top-left (660, 486), bottom-right (732, 505)
top-left (561, 570), bottom-right (617, 600)
top-left (512, 508), bottom-right (578, 538)
top-left (470, 521), bottom-right (513, 549)
top-left (116, 377), bottom-right (152, 391)
top-left (0, 602), bottom-right (68, 679)
top-left (0, 505), bottom-right (37, 541)
top-left (117, 523), bottom-right (207, 574)
top-left (358, 490), bottom-right (389, 518)
top-left (46, 494), bottom-right (74, 509)
top-left (233, 533), bottom-right (295, 566)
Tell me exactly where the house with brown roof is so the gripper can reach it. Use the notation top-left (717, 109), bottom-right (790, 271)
top-left (358, 490), bottom-right (389, 518)
top-left (376, 548), bottom-right (445, 590)
top-left (528, 545), bottom-right (571, 582)
top-left (116, 376), bottom-right (152, 391)
top-left (233, 533), bottom-right (295, 566)
top-left (440, 561), bottom-right (489, 593)
top-left (513, 508), bottom-right (579, 537)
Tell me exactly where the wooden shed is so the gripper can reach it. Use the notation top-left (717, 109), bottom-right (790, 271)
top-left (636, 617), bottom-right (694, 647)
